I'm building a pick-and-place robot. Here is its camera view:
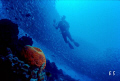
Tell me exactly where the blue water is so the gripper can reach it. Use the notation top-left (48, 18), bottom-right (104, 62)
top-left (55, 0), bottom-right (120, 81)
top-left (1, 0), bottom-right (120, 81)
top-left (56, 1), bottom-right (120, 50)
top-left (56, 1), bottom-right (120, 81)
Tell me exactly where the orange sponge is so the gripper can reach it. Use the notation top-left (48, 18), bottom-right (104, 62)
top-left (21, 45), bottom-right (46, 69)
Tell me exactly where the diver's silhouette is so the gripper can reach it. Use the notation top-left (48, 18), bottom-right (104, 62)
top-left (53, 15), bottom-right (79, 49)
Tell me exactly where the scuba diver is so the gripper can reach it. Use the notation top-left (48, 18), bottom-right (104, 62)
top-left (53, 15), bottom-right (79, 49)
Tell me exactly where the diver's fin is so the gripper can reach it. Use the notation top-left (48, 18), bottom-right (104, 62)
top-left (68, 42), bottom-right (74, 49)
top-left (74, 42), bottom-right (79, 47)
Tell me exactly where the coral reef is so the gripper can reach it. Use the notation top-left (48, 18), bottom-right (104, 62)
top-left (0, 19), bottom-right (19, 55)
top-left (0, 53), bottom-right (46, 81)
top-left (0, 19), bottom-right (78, 81)
top-left (17, 34), bottom-right (33, 59)
top-left (21, 45), bottom-right (46, 69)
top-left (18, 34), bottom-right (33, 47)
top-left (0, 48), bottom-right (77, 81)
top-left (45, 60), bottom-right (78, 81)
top-left (0, 19), bottom-right (46, 81)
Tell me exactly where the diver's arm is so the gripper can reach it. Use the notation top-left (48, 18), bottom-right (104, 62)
top-left (53, 23), bottom-right (59, 29)
top-left (53, 21), bottom-right (60, 29)
top-left (56, 21), bottom-right (61, 29)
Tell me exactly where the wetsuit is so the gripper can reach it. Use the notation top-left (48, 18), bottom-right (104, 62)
top-left (57, 20), bottom-right (74, 43)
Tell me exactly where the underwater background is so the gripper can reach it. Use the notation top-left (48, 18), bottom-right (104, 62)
top-left (0, 0), bottom-right (120, 81)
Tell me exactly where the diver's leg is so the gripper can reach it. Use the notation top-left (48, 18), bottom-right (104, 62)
top-left (67, 31), bottom-right (79, 47)
top-left (62, 33), bottom-right (68, 43)
top-left (68, 41), bottom-right (74, 49)
top-left (62, 33), bottom-right (74, 49)
top-left (66, 31), bottom-right (74, 42)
